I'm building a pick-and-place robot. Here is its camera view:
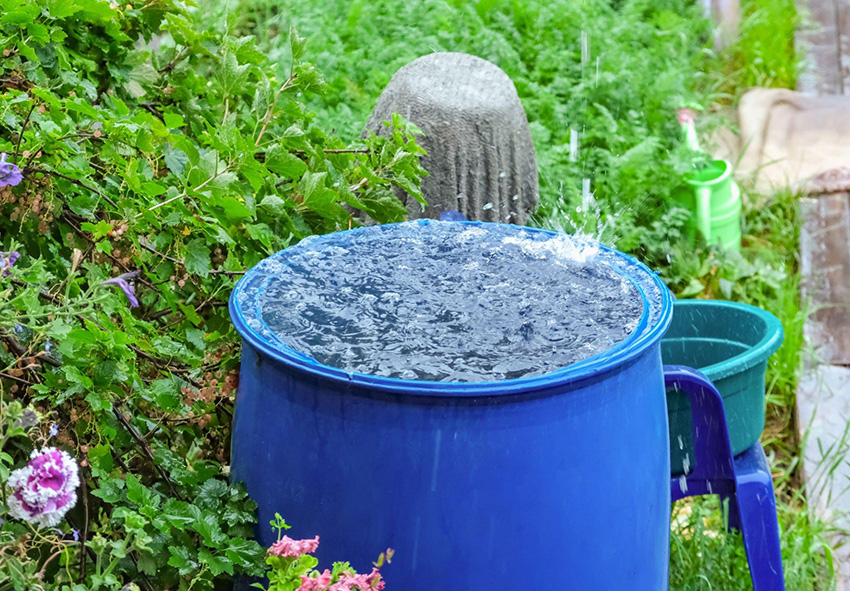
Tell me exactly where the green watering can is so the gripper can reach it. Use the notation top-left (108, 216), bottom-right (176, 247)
top-left (676, 110), bottom-right (742, 251)
top-left (676, 159), bottom-right (742, 251)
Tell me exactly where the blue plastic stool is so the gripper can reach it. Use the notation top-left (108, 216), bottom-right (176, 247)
top-left (666, 366), bottom-right (785, 591)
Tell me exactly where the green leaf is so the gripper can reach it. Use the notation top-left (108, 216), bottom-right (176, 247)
top-left (196, 478), bottom-right (228, 509)
top-left (80, 220), bottom-right (113, 240)
top-left (246, 223), bottom-right (275, 248)
top-left (199, 549), bottom-right (233, 576)
top-left (179, 303), bottom-right (203, 327)
top-left (1, 2), bottom-right (39, 25)
top-left (679, 278), bottom-right (705, 298)
top-left (167, 546), bottom-right (198, 576)
top-left (163, 112), bottom-right (184, 129)
top-left (165, 148), bottom-right (189, 176)
top-left (214, 195), bottom-right (253, 219)
top-left (289, 26), bottom-right (307, 61)
top-left (162, 499), bottom-right (202, 529)
top-left (85, 390), bottom-right (113, 413)
top-left (66, 99), bottom-right (99, 118)
top-left (299, 171), bottom-right (326, 200)
top-left (192, 512), bottom-right (226, 546)
top-left (48, 0), bottom-right (82, 18)
top-left (216, 52), bottom-right (251, 95)
top-left (78, 0), bottom-right (117, 20)
top-left (88, 444), bottom-right (114, 477)
top-left (92, 478), bottom-right (125, 503)
top-left (225, 538), bottom-right (262, 566)
top-left (265, 145), bottom-right (307, 178)
top-left (126, 473), bottom-right (161, 510)
top-left (150, 378), bottom-right (181, 411)
top-left (259, 194), bottom-right (287, 217)
top-left (183, 238), bottom-right (211, 277)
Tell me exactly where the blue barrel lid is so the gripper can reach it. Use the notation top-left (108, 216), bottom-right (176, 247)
top-left (229, 220), bottom-right (673, 396)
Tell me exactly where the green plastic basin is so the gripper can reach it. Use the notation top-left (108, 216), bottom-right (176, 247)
top-left (662, 300), bottom-right (784, 476)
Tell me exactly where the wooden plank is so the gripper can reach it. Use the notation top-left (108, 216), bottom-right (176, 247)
top-left (799, 0), bottom-right (843, 94)
top-left (839, 0), bottom-right (850, 93)
top-left (799, 194), bottom-right (850, 364)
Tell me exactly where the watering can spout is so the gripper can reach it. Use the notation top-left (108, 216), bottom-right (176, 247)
top-left (677, 107), bottom-right (702, 152)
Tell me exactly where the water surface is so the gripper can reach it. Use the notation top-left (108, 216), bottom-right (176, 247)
top-left (259, 222), bottom-right (643, 382)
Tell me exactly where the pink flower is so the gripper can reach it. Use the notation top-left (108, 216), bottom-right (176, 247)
top-left (297, 569), bottom-right (332, 591)
top-left (676, 108), bottom-right (696, 125)
top-left (6, 447), bottom-right (80, 527)
top-left (268, 535), bottom-right (320, 558)
top-left (328, 568), bottom-right (384, 591)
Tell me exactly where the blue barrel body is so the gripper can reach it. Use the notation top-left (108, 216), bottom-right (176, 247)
top-left (230, 221), bottom-right (673, 590)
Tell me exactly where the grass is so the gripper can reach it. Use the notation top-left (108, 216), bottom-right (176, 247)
top-left (200, 0), bottom-right (837, 587)
top-left (671, 495), bottom-right (836, 590)
top-left (706, 0), bottom-right (803, 100)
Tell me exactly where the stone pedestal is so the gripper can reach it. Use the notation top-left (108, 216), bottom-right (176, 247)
top-left (364, 53), bottom-right (539, 224)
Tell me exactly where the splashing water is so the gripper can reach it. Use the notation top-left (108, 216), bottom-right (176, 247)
top-left (570, 128), bottom-right (579, 163)
top-left (581, 30), bottom-right (590, 68)
top-left (257, 222), bottom-right (643, 382)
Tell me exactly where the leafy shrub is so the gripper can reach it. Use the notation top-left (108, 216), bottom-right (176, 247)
top-left (0, 1), bottom-right (423, 589)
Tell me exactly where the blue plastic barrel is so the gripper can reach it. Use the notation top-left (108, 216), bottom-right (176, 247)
top-left (230, 221), bottom-right (675, 590)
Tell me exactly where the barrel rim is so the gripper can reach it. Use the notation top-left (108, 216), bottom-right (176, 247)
top-left (228, 220), bottom-right (673, 396)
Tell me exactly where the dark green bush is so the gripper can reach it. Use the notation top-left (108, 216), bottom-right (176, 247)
top-left (0, 1), bottom-right (423, 589)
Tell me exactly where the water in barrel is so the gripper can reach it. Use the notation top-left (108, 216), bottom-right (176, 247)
top-left (256, 221), bottom-right (644, 382)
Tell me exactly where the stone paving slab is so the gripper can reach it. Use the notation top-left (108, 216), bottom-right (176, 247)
top-left (796, 364), bottom-right (850, 589)
top-left (800, 195), bottom-right (850, 365)
top-left (795, 0), bottom-right (850, 586)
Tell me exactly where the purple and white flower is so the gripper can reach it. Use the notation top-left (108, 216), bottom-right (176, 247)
top-left (100, 270), bottom-right (140, 308)
top-left (0, 153), bottom-right (23, 188)
top-left (0, 251), bottom-right (19, 277)
top-left (6, 447), bottom-right (80, 527)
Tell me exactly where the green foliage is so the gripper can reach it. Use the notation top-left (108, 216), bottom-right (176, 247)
top-left (671, 495), bottom-right (836, 590)
top-left (706, 0), bottom-right (802, 99)
top-left (0, 1), bottom-right (423, 589)
top-left (203, 0), bottom-right (716, 267)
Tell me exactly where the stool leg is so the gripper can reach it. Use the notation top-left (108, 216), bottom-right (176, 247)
top-left (734, 464), bottom-right (785, 590)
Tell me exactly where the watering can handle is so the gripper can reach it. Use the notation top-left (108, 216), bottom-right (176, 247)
top-left (663, 365), bottom-right (735, 481)
top-left (695, 187), bottom-right (712, 246)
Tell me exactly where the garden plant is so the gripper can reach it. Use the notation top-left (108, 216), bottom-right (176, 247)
top-left (0, 1), bottom-right (423, 588)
